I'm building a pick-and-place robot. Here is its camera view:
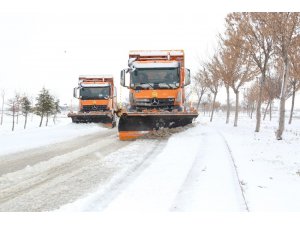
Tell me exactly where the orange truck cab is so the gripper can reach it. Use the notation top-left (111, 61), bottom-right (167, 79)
top-left (68, 75), bottom-right (117, 127)
top-left (118, 50), bottom-right (198, 140)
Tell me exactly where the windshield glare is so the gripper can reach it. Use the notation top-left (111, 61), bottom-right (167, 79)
top-left (80, 87), bottom-right (110, 100)
top-left (130, 68), bottom-right (179, 89)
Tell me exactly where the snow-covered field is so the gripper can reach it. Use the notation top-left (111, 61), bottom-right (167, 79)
top-left (210, 113), bottom-right (300, 211)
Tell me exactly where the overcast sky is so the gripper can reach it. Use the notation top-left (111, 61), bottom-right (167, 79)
top-left (0, 0), bottom-right (299, 106)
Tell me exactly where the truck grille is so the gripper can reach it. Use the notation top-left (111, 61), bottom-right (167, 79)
top-left (82, 105), bottom-right (108, 112)
top-left (135, 98), bottom-right (175, 107)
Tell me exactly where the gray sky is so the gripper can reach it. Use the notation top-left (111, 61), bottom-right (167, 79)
top-left (0, 0), bottom-right (299, 106)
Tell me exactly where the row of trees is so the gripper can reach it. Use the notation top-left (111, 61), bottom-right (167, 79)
top-left (0, 88), bottom-right (61, 131)
top-left (192, 12), bottom-right (300, 140)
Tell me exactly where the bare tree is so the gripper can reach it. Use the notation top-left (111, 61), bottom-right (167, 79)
top-left (14, 93), bottom-right (21, 125)
top-left (219, 26), bottom-right (258, 127)
top-left (232, 58), bottom-right (257, 127)
top-left (226, 13), bottom-right (274, 131)
top-left (52, 99), bottom-right (61, 124)
top-left (192, 69), bottom-right (208, 111)
top-left (6, 94), bottom-right (19, 131)
top-left (244, 83), bottom-right (259, 119)
top-left (262, 72), bottom-right (281, 121)
top-left (204, 59), bottom-right (222, 122)
top-left (288, 38), bottom-right (300, 124)
top-left (214, 44), bottom-right (232, 124)
top-left (269, 13), bottom-right (300, 140)
top-left (201, 96), bottom-right (210, 116)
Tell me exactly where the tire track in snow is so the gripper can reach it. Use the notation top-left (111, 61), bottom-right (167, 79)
top-left (217, 131), bottom-right (249, 211)
top-left (0, 128), bottom-right (116, 175)
top-left (59, 139), bottom-right (168, 211)
top-left (0, 131), bottom-right (132, 211)
top-left (103, 127), bottom-right (204, 212)
top-left (170, 126), bottom-right (249, 211)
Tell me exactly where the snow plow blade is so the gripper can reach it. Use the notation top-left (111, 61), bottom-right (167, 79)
top-left (118, 111), bottom-right (198, 140)
top-left (68, 112), bottom-right (116, 127)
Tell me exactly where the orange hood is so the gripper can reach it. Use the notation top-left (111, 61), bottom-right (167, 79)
top-left (131, 89), bottom-right (179, 99)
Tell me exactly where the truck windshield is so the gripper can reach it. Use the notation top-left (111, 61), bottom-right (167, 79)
top-left (130, 68), bottom-right (180, 89)
top-left (80, 87), bottom-right (110, 100)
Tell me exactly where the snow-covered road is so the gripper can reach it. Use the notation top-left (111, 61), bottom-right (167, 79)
top-left (0, 128), bottom-right (130, 211)
top-left (0, 120), bottom-right (247, 212)
top-left (0, 129), bottom-right (116, 176)
top-left (0, 127), bottom-right (170, 211)
top-left (59, 123), bottom-right (248, 212)
top-left (2, 114), bottom-right (299, 212)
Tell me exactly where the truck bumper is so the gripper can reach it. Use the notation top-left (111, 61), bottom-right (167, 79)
top-left (68, 111), bottom-right (116, 127)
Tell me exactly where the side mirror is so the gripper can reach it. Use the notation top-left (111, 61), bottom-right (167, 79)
top-left (73, 87), bottom-right (78, 98)
top-left (73, 87), bottom-right (81, 99)
top-left (120, 69), bottom-right (126, 87)
top-left (184, 68), bottom-right (191, 86)
top-left (114, 86), bottom-right (117, 97)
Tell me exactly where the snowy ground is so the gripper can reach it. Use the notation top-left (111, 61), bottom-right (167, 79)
top-left (0, 112), bottom-right (300, 212)
top-left (216, 114), bottom-right (300, 211)
top-left (0, 113), bottom-right (106, 156)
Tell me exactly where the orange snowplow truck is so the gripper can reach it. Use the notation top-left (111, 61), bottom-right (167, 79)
top-left (118, 50), bottom-right (198, 140)
top-left (68, 75), bottom-right (117, 127)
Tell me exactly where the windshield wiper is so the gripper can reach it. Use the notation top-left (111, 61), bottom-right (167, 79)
top-left (134, 83), bottom-right (153, 89)
top-left (156, 82), bottom-right (174, 89)
top-left (142, 83), bottom-right (153, 88)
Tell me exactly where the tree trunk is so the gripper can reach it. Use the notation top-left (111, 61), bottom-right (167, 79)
top-left (270, 100), bottom-right (272, 121)
top-left (210, 92), bottom-right (217, 122)
top-left (276, 56), bottom-right (289, 140)
top-left (226, 85), bottom-right (230, 124)
top-left (263, 101), bottom-right (270, 121)
top-left (39, 114), bottom-right (44, 127)
top-left (12, 107), bottom-right (15, 131)
top-left (46, 113), bottom-right (49, 127)
top-left (250, 104), bottom-right (255, 119)
top-left (1, 92), bottom-right (4, 126)
top-left (246, 105), bottom-right (249, 117)
top-left (288, 84), bottom-right (296, 125)
top-left (255, 75), bottom-right (265, 132)
top-left (53, 114), bottom-right (56, 124)
top-left (16, 112), bottom-right (19, 125)
top-left (196, 93), bottom-right (203, 111)
top-left (24, 113), bottom-right (28, 129)
top-left (234, 90), bottom-right (239, 127)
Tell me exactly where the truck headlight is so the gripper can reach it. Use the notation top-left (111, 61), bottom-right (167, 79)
top-left (129, 93), bottom-right (135, 104)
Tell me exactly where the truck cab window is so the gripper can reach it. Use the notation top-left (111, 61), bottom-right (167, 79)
top-left (80, 87), bottom-right (110, 100)
top-left (130, 68), bottom-right (179, 89)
